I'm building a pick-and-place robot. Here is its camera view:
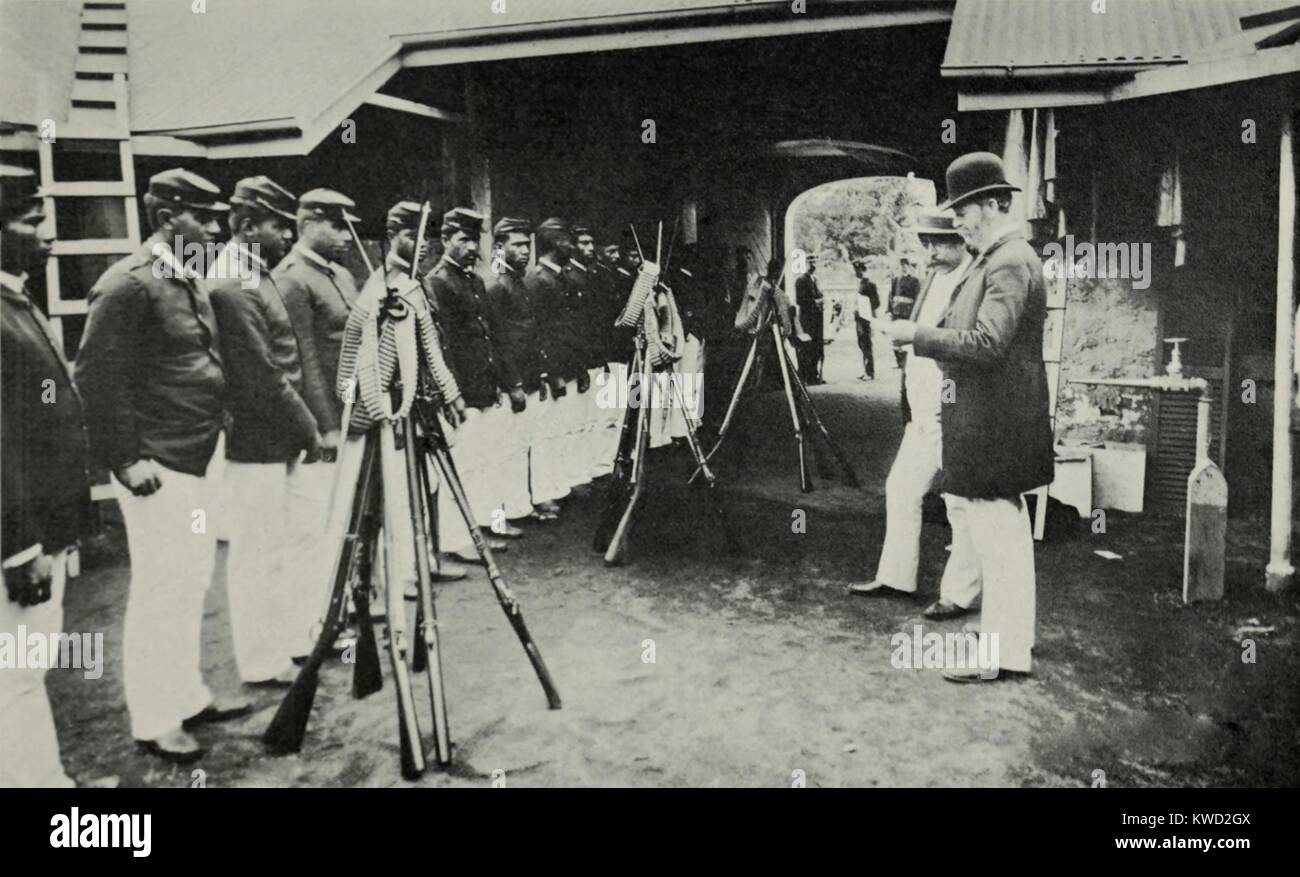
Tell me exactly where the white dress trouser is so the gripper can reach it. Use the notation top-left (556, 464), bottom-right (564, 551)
top-left (941, 494), bottom-right (1037, 673)
top-left (114, 465), bottom-right (216, 741)
top-left (873, 422), bottom-right (981, 607)
top-left (590, 363), bottom-right (628, 478)
top-left (0, 549), bottom-right (74, 787)
top-left (224, 458), bottom-right (333, 681)
top-left (530, 386), bottom-right (572, 505)
top-left (439, 404), bottom-right (513, 552)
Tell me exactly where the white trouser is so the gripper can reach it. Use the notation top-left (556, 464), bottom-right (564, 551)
top-left (114, 465), bottom-right (216, 741)
top-left (284, 456), bottom-right (345, 656)
top-left (530, 387), bottom-right (572, 505)
top-left (941, 494), bottom-right (1037, 673)
top-left (590, 363), bottom-right (627, 478)
top-left (0, 549), bottom-right (75, 787)
top-left (498, 404), bottom-right (533, 520)
top-left (556, 378), bottom-right (591, 488)
top-left (873, 422), bottom-right (981, 606)
top-left (225, 458), bottom-right (330, 681)
top-left (439, 404), bottom-right (512, 552)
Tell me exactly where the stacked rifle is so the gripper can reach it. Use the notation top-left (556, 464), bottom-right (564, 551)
top-left (262, 203), bottom-right (560, 779)
top-left (594, 222), bottom-right (728, 566)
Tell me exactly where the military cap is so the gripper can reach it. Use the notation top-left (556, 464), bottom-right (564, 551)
top-left (386, 200), bottom-right (424, 232)
top-left (536, 216), bottom-right (570, 236)
top-left (299, 188), bottom-right (360, 223)
top-left (571, 221), bottom-right (594, 238)
top-left (147, 168), bottom-right (229, 212)
top-left (492, 216), bottom-right (532, 238)
top-left (0, 165), bottom-right (43, 222)
top-left (909, 209), bottom-right (963, 238)
top-left (230, 175), bottom-right (296, 221)
top-left (442, 207), bottom-right (484, 236)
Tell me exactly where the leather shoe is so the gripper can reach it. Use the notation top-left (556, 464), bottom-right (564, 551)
top-left (942, 667), bottom-right (1028, 684)
top-left (847, 581), bottom-right (915, 599)
top-left (433, 556), bottom-right (469, 581)
top-left (490, 522), bottom-right (525, 539)
top-left (181, 695), bottom-right (252, 730)
top-left (245, 666), bottom-right (298, 688)
top-left (923, 600), bottom-right (976, 621)
top-left (136, 728), bottom-right (205, 764)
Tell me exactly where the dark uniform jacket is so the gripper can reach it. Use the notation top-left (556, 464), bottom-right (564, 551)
top-left (527, 258), bottom-right (582, 381)
top-left (76, 238), bottom-right (226, 477)
top-left (889, 273), bottom-right (921, 320)
top-left (274, 242), bottom-right (358, 435)
top-left (208, 245), bottom-right (317, 463)
top-left (564, 259), bottom-right (606, 371)
top-left (2, 275), bottom-right (89, 559)
top-left (912, 228), bottom-right (1054, 499)
top-left (795, 272), bottom-right (824, 342)
top-left (426, 256), bottom-right (510, 409)
top-left (593, 262), bottom-right (634, 364)
top-left (487, 263), bottom-right (552, 394)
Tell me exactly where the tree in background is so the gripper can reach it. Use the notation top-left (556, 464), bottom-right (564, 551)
top-left (792, 175), bottom-right (934, 266)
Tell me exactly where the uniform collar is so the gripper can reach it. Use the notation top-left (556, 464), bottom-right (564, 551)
top-left (292, 241), bottom-right (338, 277)
top-left (439, 254), bottom-right (474, 276)
top-left (539, 256), bottom-right (564, 274)
top-left (567, 258), bottom-right (588, 273)
top-left (616, 266), bottom-right (632, 277)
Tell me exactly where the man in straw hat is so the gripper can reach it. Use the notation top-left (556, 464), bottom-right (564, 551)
top-left (877, 152), bottom-right (1053, 682)
top-left (850, 209), bottom-right (980, 619)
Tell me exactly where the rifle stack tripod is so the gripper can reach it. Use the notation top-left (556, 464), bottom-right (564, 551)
top-left (693, 268), bottom-right (860, 493)
top-left (593, 222), bottom-right (728, 566)
top-left (262, 203), bottom-right (561, 779)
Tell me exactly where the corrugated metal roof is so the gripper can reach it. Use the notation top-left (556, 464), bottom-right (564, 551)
top-left (0, 0), bottom-right (81, 127)
top-left (125, 0), bottom-right (921, 135)
top-left (942, 0), bottom-right (1294, 74)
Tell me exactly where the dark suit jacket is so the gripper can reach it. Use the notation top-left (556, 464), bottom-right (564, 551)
top-left (912, 228), bottom-right (1054, 499)
top-left (2, 280), bottom-right (89, 559)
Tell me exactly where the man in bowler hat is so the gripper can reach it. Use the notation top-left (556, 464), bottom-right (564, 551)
top-left (878, 153), bottom-right (1053, 682)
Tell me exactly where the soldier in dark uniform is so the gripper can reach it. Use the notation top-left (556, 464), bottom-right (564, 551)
top-left (425, 207), bottom-right (518, 560)
top-left (273, 188), bottom-right (365, 612)
top-left (524, 218), bottom-right (577, 513)
top-left (77, 168), bottom-right (248, 763)
top-left (566, 222), bottom-right (606, 483)
top-left (794, 253), bottom-right (825, 384)
top-left (1, 165), bottom-right (90, 786)
top-left (207, 176), bottom-right (322, 685)
top-left (485, 216), bottom-right (559, 520)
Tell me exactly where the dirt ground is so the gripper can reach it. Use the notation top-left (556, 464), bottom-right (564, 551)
top-left (48, 334), bottom-right (1300, 788)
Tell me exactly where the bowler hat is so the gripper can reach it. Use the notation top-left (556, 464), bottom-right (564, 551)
top-left (147, 168), bottom-right (229, 213)
top-left (230, 175), bottom-right (297, 221)
top-left (939, 152), bottom-right (1020, 210)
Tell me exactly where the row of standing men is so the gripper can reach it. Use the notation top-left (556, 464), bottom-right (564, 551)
top-left (23, 164), bottom-right (691, 767)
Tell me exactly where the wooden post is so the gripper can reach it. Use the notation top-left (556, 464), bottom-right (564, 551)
top-left (1266, 100), bottom-right (1296, 593)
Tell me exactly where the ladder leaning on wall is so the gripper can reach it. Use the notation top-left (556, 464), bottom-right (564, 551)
top-left (38, 1), bottom-right (142, 504)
